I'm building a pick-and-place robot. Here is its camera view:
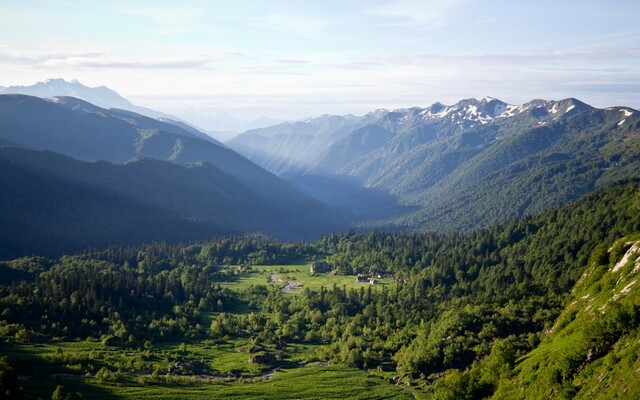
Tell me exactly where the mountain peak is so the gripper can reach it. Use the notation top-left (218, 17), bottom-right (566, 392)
top-left (1, 78), bottom-right (134, 110)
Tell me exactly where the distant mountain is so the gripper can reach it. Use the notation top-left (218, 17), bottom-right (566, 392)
top-left (230, 96), bottom-right (640, 230)
top-left (2, 78), bottom-right (162, 118)
top-left (176, 110), bottom-right (283, 139)
top-left (226, 112), bottom-right (385, 176)
top-left (0, 95), bottom-right (342, 252)
top-left (0, 145), bottom-right (338, 258)
top-left (0, 78), bottom-right (287, 143)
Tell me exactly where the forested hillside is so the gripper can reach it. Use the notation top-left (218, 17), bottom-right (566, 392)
top-left (0, 94), bottom-right (326, 212)
top-left (0, 145), bottom-right (341, 258)
top-left (0, 179), bottom-right (638, 399)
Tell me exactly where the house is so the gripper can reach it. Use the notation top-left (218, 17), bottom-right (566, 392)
top-left (356, 274), bottom-right (369, 283)
top-left (310, 261), bottom-right (331, 274)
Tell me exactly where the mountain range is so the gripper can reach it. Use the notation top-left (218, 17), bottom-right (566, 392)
top-left (2, 80), bottom-right (640, 257)
top-left (228, 97), bottom-right (640, 231)
top-left (0, 79), bottom-right (281, 138)
top-left (0, 93), bottom-right (341, 258)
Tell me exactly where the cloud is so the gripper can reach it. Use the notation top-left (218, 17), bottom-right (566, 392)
top-left (48, 58), bottom-right (212, 70)
top-left (275, 59), bottom-right (310, 64)
top-left (0, 46), bottom-right (243, 70)
top-left (368, 46), bottom-right (640, 66)
top-left (0, 47), bottom-right (103, 64)
top-left (365, 0), bottom-right (470, 28)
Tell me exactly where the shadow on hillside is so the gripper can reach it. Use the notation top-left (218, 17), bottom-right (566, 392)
top-left (286, 173), bottom-right (417, 223)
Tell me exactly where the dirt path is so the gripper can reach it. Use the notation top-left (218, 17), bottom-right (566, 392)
top-left (396, 384), bottom-right (417, 400)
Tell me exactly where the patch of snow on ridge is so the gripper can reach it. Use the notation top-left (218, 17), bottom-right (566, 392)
top-left (621, 109), bottom-right (633, 117)
top-left (565, 105), bottom-right (576, 113)
top-left (419, 104), bottom-right (455, 120)
top-left (550, 103), bottom-right (560, 114)
top-left (497, 104), bottom-right (523, 118)
top-left (618, 119), bottom-right (626, 126)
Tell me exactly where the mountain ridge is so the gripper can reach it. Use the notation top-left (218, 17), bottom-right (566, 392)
top-left (228, 96), bottom-right (640, 231)
top-left (0, 145), bottom-right (341, 258)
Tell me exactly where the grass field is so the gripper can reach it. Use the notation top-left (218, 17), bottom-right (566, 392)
top-left (0, 262), bottom-right (415, 399)
top-left (1, 335), bottom-right (421, 399)
top-left (19, 364), bottom-right (414, 399)
top-left (218, 262), bottom-right (394, 293)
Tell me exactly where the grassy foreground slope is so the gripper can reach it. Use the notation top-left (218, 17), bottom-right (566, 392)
top-left (491, 234), bottom-right (640, 399)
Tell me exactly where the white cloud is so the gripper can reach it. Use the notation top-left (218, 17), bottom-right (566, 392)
top-left (0, 45), bottom-right (243, 70)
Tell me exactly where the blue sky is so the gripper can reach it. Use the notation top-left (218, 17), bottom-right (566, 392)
top-left (1, 0), bottom-right (639, 122)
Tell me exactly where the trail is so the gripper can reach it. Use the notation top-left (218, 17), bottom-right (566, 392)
top-left (396, 384), bottom-right (417, 400)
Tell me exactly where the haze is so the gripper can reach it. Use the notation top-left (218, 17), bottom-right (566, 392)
top-left (1, 0), bottom-right (639, 126)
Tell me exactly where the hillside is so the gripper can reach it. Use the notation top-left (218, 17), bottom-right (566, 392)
top-left (0, 94), bottom-right (338, 235)
top-left (0, 145), bottom-right (341, 258)
top-left (489, 234), bottom-right (640, 399)
top-left (399, 106), bottom-right (640, 231)
top-left (0, 78), bottom-right (178, 122)
top-left (226, 112), bottom-right (384, 176)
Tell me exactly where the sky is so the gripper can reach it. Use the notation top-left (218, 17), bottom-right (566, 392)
top-left (1, 0), bottom-right (640, 124)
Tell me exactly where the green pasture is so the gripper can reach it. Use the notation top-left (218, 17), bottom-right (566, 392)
top-left (217, 262), bottom-right (394, 293)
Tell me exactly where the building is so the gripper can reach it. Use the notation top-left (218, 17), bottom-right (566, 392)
top-left (310, 261), bottom-right (331, 274)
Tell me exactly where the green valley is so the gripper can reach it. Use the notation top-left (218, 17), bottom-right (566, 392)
top-left (1, 179), bottom-right (639, 399)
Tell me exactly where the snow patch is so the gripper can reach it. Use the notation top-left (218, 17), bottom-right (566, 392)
top-left (565, 105), bottom-right (576, 113)
top-left (466, 105), bottom-right (478, 116)
top-left (497, 104), bottom-right (523, 118)
top-left (620, 109), bottom-right (633, 117)
top-left (550, 103), bottom-right (560, 114)
top-left (618, 119), bottom-right (626, 126)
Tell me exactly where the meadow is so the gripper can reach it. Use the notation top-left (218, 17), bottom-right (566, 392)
top-left (0, 261), bottom-right (413, 399)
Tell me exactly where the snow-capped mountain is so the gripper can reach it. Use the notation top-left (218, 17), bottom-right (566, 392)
top-left (227, 96), bottom-right (640, 233)
top-left (373, 97), bottom-right (592, 132)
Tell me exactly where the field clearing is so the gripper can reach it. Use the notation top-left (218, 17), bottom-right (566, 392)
top-left (0, 261), bottom-right (413, 399)
top-left (217, 262), bottom-right (394, 293)
top-left (6, 346), bottom-right (414, 400)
